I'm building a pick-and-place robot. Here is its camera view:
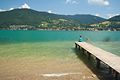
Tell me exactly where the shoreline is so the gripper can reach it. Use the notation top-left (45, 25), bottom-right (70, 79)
top-left (0, 26), bottom-right (120, 31)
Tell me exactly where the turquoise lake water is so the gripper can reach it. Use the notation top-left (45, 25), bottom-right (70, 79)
top-left (0, 30), bottom-right (120, 57)
top-left (0, 30), bottom-right (120, 42)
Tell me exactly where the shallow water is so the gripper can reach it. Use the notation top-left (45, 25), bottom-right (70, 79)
top-left (0, 41), bottom-right (100, 80)
top-left (0, 41), bottom-right (76, 59)
top-left (92, 41), bottom-right (120, 56)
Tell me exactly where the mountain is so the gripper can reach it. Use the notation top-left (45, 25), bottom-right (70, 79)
top-left (67, 14), bottom-right (105, 24)
top-left (108, 15), bottom-right (120, 21)
top-left (0, 9), bottom-right (106, 29)
top-left (0, 9), bottom-right (60, 26)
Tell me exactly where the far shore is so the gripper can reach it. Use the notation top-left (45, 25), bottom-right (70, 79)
top-left (0, 27), bottom-right (120, 31)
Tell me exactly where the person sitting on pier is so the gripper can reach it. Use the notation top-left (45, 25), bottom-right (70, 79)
top-left (79, 35), bottom-right (83, 42)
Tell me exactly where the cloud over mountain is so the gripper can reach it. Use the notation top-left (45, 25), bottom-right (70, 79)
top-left (9, 8), bottom-right (14, 10)
top-left (0, 9), bottom-right (6, 12)
top-left (107, 14), bottom-right (119, 18)
top-left (0, 3), bottom-right (30, 12)
top-left (19, 3), bottom-right (30, 9)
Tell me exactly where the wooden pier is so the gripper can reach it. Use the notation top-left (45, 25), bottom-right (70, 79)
top-left (75, 42), bottom-right (120, 80)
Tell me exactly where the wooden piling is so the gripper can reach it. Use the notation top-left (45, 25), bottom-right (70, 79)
top-left (96, 58), bottom-right (100, 69)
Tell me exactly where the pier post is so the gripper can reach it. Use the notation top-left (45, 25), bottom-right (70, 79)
top-left (109, 67), bottom-right (112, 74)
top-left (96, 58), bottom-right (100, 69)
top-left (115, 71), bottom-right (118, 80)
top-left (88, 52), bottom-right (91, 60)
top-left (80, 48), bottom-right (83, 54)
top-left (79, 46), bottom-right (80, 50)
top-left (75, 43), bottom-right (77, 48)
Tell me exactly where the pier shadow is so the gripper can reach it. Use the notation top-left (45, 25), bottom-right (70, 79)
top-left (72, 47), bottom-right (117, 80)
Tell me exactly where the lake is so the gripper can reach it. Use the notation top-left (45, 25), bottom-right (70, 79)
top-left (0, 30), bottom-right (120, 80)
top-left (0, 30), bottom-right (120, 57)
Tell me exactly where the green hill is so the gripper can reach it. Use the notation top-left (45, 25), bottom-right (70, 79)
top-left (90, 15), bottom-right (120, 30)
top-left (0, 9), bottom-right (106, 30)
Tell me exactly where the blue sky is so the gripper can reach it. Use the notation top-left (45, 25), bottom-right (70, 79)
top-left (0, 0), bottom-right (119, 19)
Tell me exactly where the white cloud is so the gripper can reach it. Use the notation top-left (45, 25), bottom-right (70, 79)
top-left (48, 10), bottom-right (56, 14)
top-left (65, 0), bottom-right (78, 4)
top-left (88, 0), bottom-right (109, 6)
top-left (0, 8), bottom-right (14, 12)
top-left (9, 8), bottom-right (14, 10)
top-left (95, 13), bottom-right (100, 17)
top-left (48, 10), bottom-right (52, 13)
top-left (0, 9), bottom-right (6, 12)
top-left (19, 3), bottom-right (30, 9)
top-left (107, 14), bottom-right (119, 18)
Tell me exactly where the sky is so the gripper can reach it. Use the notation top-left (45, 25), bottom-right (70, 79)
top-left (0, 0), bottom-right (119, 19)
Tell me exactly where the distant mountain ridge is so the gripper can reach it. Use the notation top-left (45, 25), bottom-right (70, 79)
top-left (0, 9), bottom-right (106, 29)
top-left (108, 15), bottom-right (120, 21)
top-left (66, 14), bottom-right (106, 24)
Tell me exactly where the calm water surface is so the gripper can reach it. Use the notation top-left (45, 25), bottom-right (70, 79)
top-left (0, 30), bottom-right (120, 57)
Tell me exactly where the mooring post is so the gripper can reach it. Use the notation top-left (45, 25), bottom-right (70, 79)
top-left (96, 58), bottom-right (100, 69)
